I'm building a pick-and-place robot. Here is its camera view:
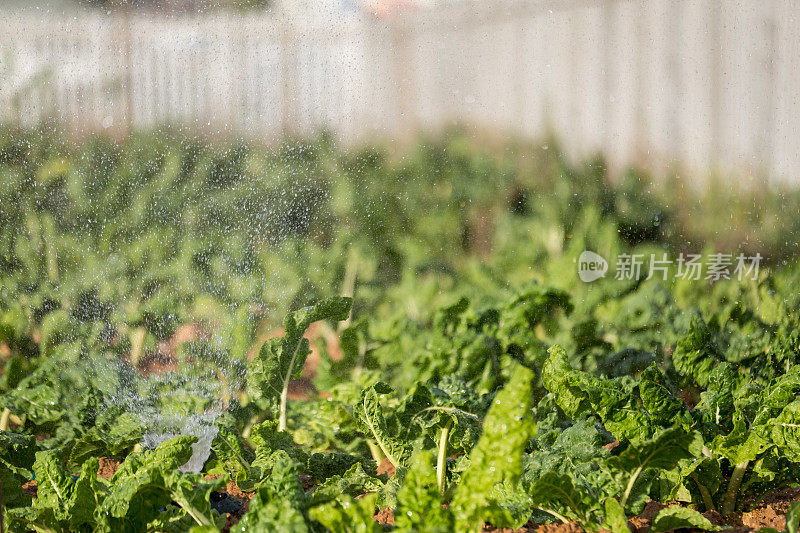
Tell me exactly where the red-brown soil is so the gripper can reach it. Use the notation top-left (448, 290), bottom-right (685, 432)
top-left (97, 457), bottom-right (118, 479)
top-left (374, 507), bottom-right (395, 526)
top-left (137, 322), bottom-right (209, 375)
top-left (224, 479), bottom-right (255, 502)
top-left (479, 487), bottom-right (800, 533)
top-left (22, 480), bottom-right (37, 498)
top-left (377, 457), bottom-right (396, 478)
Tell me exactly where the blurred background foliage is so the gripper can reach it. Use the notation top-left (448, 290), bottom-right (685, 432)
top-left (1, 126), bottom-right (799, 391)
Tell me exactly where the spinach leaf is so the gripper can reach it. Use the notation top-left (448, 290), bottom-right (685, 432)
top-left (650, 505), bottom-right (720, 532)
top-left (247, 297), bottom-right (352, 431)
top-left (451, 365), bottom-right (535, 531)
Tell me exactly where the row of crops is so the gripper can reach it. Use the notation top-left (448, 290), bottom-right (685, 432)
top-left (2, 128), bottom-right (800, 531)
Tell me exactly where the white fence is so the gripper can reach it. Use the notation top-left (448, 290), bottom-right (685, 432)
top-left (1, 1), bottom-right (798, 183)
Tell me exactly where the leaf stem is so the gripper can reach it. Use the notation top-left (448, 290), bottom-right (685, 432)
top-left (721, 461), bottom-right (749, 516)
top-left (216, 369), bottom-right (230, 409)
top-left (690, 472), bottom-right (716, 513)
top-left (437, 421), bottom-right (451, 496)
top-left (130, 327), bottom-right (146, 367)
top-left (366, 441), bottom-right (386, 464)
top-left (0, 408), bottom-right (11, 431)
top-left (416, 406), bottom-right (480, 421)
top-left (533, 506), bottom-right (570, 525)
top-left (620, 465), bottom-right (644, 509)
top-left (339, 247), bottom-right (358, 331)
top-left (278, 381), bottom-right (289, 432)
top-left (278, 339), bottom-right (305, 432)
top-left (360, 395), bottom-right (399, 467)
top-left (178, 500), bottom-right (212, 527)
top-left (221, 435), bottom-right (251, 470)
top-left (368, 426), bottom-right (398, 468)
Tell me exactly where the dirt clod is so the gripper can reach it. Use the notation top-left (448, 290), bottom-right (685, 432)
top-left (300, 474), bottom-right (314, 491)
top-left (532, 521), bottom-right (584, 533)
top-left (97, 457), bottom-right (118, 479)
top-left (741, 505), bottom-right (785, 530)
top-left (377, 457), bottom-right (396, 478)
top-left (225, 479), bottom-right (255, 501)
top-left (138, 352), bottom-right (177, 376)
top-left (627, 516), bottom-right (648, 533)
top-left (374, 507), bottom-right (395, 526)
top-left (639, 501), bottom-right (668, 521)
top-left (22, 480), bottom-right (37, 498)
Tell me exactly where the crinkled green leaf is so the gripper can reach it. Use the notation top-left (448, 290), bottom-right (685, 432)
top-left (491, 481), bottom-right (535, 530)
top-left (307, 452), bottom-right (377, 484)
top-left (67, 457), bottom-right (104, 530)
top-left (669, 456), bottom-right (722, 509)
top-left (712, 417), bottom-right (769, 465)
top-left (609, 427), bottom-right (703, 473)
top-left (497, 284), bottom-right (572, 352)
top-left (527, 471), bottom-right (596, 525)
top-left (650, 505), bottom-right (720, 532)
top-left (607, 427), bottom-right (702, 510)
top-left (231, 450), bottom-right (310, 532)
top-left (0, 382), bottom-right (63, 424)
top-left (31, 450), bottom-right (78, 522)
top-left (693, 363), bottom-right (738, 434)
top-left (147, 504), bottom-right (200, 533)
top-left (309, 493), bottom-right (382, 533)
top-left (394, 449), bottom-right (453, 531)
top-left (603, 497), bottom-right (629, 533)
top-left (67, 411), bottom-right (145, 471)
top-left (117, 434), bottom-right (197, 478)
top-left (97, 436), bottom-right (198, 531)
top-left (310, 462), bottom-right (385, 505)
top-left (639, 364), bottom-right (685, 426)
top-left (352, 381), bottom-right (411, 467)
top-left (97, 464), bottom-right (173, 531)
top-left (208, 425), bottom-right (255, 488)
top-left (763, 399), bottom-right (800, 461)
top-left (0, 430), bottom-right (35, 508)
top-left (246, 297), bottom-right (352, 404)
top-left (247, 419), bottom-right (309, 482)
top-left (414, 378), bottom-right (486, 456)
top-left (523, 419), bottom-right (613, 502)
top-left (163, 470), bottom-right (226, 528)
top-left (451, 365), bottom-right (535, 531)
top-left (14, 452), bottom-right (103, 532)
top-left (673, 315), bottom-right (722, 387)
top-left (543, 345), bottom-right (654, 442)
top-left (388, 381), bottom-right (432, 443)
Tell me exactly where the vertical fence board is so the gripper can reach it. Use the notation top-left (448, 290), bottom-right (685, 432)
top-left (0, 1), bottom-right (797, 183)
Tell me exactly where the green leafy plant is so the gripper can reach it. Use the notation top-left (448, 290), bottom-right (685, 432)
top-left (247, 297), bottom-right (352, 431)
top-left (3, 128), bottom-right (800, 532)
